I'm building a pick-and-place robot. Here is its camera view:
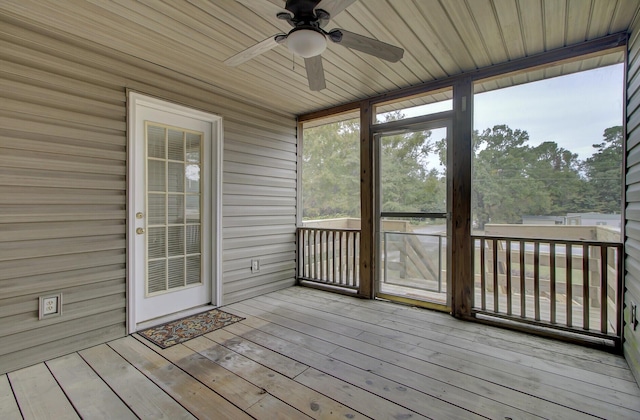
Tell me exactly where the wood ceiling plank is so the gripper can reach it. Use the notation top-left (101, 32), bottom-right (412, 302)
top-left (319, 12), bottom-right (406, 93)
top-left (465, 0), bottom-right (510, 65)
top-left (543, 0), bottom-right (568, 50)
top-left (393, 1), bottom-right (461, 77)
top-left (493, 0), bottom-right (526, 59)
top-left (565, 0), bottom-right (592, 44)
top-left (587, 0), bottom-right (619, 38)
top-left (413, 0), bottom-right (478, 71)
top-left (518, 0), bottom-right (545, 55)
top-left (344, 1), bottom-right (428, 85)
top-left (610, 0), bottom-right (640, 32)
top-left (0, 0), bottom-right (635, 116)
top-left (1, 0), bottom-right (304, 112)
top-left (443, 0), bottom-right (493, 69)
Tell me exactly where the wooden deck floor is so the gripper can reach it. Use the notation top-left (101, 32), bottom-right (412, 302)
top-left (2, 286), bottom-right (639, 419)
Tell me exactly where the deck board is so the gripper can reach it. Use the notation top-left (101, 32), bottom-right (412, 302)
top-left (1, 286), bottom-right (639, 419)
top-left (79, 344), bottom-right (195, 419)
top-left (46, 353), bottom-right (136, 420)
top-left (282, 286), bottom-right (634, 374)
top-left (270, 289), bottom-right (639, 390)
top-left (225, 299), bottom-right (603, 418)
top-left (8, 363), bottom-right (79, 420)
top-left (0, 374), bottom-right (21, 420)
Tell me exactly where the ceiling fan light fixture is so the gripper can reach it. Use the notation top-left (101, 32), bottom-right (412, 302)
top-left (287, 28), bottom-right (327, 58)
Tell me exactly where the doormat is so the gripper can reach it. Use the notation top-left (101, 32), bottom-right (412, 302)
top-left (137, 309), bottom-right (244, 349)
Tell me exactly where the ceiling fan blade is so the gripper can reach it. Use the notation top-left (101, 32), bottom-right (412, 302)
top-left (315, 0), bottom-right (356, 18)
top-left (331, 29), bottom-right (404, 62)
top-left (304, 55), bottom-right (326, 91)
top-left (224, 36), bottom-right (283, 67)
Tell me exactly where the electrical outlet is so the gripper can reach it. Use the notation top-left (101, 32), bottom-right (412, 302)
top-left (39, 294), bottom-right (62, 320)
top-left (251, 259), bottom-right (260, 273)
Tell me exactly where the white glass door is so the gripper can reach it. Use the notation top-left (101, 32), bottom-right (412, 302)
top-left (128, 93), bottom-right (222, 329)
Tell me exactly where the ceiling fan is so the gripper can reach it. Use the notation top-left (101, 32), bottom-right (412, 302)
top-left (224, 0), bottom-right (405, 91)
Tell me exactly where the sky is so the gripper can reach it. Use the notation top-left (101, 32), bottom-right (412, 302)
top-left (473, 63), bottom-right (624, 160)
top-left (393, 63), bottom-right (624, 161)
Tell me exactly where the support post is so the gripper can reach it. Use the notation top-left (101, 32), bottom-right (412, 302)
top-left (451, 78), bottom-right (473, 317)
top-left (359, 100), bottom-right (375, 298)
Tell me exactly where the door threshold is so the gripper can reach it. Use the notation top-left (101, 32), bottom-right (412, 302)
top-left (376, 292), bottom-right (450, 312)
top-left (135, 304), bottom-right (217, 331)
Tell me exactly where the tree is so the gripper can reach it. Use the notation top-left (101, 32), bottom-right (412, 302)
top-left (527, 141), bottom-right (589, 214)
top-left (472, 125), bottom-right (551, 229)
top-left (583, 126), bottom-right (623, 213)
top-left (380, 126), bottom-right (446, 214)
top-left (302, 118), bottom-right (360, 219)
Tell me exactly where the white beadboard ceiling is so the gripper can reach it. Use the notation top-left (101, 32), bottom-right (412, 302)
top-left (1, 0), bottom-right (638, 117)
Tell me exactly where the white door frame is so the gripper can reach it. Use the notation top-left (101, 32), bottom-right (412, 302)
top-left (126, 92), bottom-right (223, 333)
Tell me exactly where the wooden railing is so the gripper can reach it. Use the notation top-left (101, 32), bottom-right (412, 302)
top-left (297, 227), bottom-right (360, 290)
top-left (471, 235), bottom-right (623, 344)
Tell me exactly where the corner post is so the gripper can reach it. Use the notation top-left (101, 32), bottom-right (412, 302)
top-left (359, 100), bottom-right (375, 298)
top-left (451, 78), bottom-right (473, 317)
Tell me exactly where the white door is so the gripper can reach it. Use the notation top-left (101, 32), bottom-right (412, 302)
top-left (128, 93), bottom-right (222, 331)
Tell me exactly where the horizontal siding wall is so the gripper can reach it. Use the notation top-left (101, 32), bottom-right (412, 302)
top-left (626, 15), bottom-right (640, 387)
top-left (0, 16), bottom-right (297, 373)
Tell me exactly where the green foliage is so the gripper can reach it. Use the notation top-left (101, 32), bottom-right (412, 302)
top-left (583, 126), bottom-right (623, 213)
top-left (380, 120), bottom-right (446, 213)
top-left (302, 118), bottom-right (360, 219)
top-left (302, 116), bottom-right (623, 227)
top-left (472, 124), bottom-right (622, 229)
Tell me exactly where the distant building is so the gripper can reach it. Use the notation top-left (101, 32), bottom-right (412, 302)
top-left (520, 215), bottom-right (566, 225)
top-left (522, 213), bottom-right (621, 229)
top-left (566, 213), bottom-right (621, 228)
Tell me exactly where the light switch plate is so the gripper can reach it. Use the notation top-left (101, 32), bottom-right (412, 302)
top-left (39, 293), bottom-right (62, 320)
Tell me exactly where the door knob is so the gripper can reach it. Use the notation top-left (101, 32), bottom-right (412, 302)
top-left (136, 212), bottom-right (144, 219)
top-left (136, 228), bottom-right (145, 234)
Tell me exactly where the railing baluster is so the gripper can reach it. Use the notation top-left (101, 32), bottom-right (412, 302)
top-left (506, 239), bottom-right (512, 315)
top-left (298, 229), bottom-right (303, 279)
top-left (316, 229), bottom-right (320, 279)
top-left (550, 242), bottom-right (556, 324)
top-left (346, 233), bottom-right (355, 286)
top-left (583, 244), bottom-right (590, 329)
top-left (331, 231), bottom-right (335, 283)
top-left (315, 229), bottom-right (320, 279)
top-left (322, 231), bottom-right (327, 281)
top-left (354, 231), bottom-right (359, 287)
top-left (534, 241), bottom-right (540, 321)
top-left (492, 239), bottom-right (498, 313)
top-left (310, 229), bottom-right (314, 279)
top-left (480, 238), bottom-right (486, 310)
top-left (600, 245), bottom-right (608, 334)
top-left (520, 240), bottom-right (526, 318)
top-left (616, 245), bottom-right (623, 337)
top-left (471, 239), bottom-right (476, 308)
top-left (337, 231), bottom-right (342, 285)
top-left (566, 244), bottom-right (573, 327)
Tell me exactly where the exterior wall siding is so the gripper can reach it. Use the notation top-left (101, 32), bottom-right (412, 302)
top-left (0, 17), bottom-right (297, 374)
top-left (626, 15), bottom-right (640, 386)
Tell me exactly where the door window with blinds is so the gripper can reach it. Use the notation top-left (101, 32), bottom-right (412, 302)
top-left (146, 122), bottom-right (202, 295)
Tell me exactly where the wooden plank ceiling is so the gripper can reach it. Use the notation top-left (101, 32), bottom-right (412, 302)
top-left (1, 0), bottom-right (638, 116)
